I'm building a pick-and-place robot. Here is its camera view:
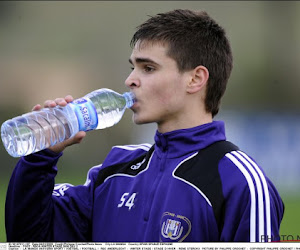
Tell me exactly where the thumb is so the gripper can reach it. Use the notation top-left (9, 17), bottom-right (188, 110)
top-left (70, 131), bottom-right (87, 145)
top-left (48, 131), bottom-right (87, 154)
top-left (64, 131), bottom-right (87, 147)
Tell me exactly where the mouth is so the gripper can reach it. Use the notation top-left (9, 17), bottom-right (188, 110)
top-left (131, 99), bottom-right (138, 110)
top-left (127, 92), bottom-right (137, 110)
top-left (125, 92), bottom-right (137, 109)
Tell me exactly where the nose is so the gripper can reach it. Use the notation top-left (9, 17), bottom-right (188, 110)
top-left (125, 71), bottom-right (140, 89)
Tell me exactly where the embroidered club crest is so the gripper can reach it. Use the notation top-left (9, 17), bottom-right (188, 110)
top-left (163, 219), bottom-right (182, 238)
top-left (160, 212), bottom-right (191, 242)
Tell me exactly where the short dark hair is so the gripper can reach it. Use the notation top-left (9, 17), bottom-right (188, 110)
top-left (130, 9), bottom-right (233, 117)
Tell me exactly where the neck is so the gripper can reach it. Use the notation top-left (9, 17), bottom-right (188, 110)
top-left (157, 111), bottom-right (213, 134)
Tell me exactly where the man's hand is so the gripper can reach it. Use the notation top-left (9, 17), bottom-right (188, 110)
top-left (32, 95), bottom-right (86, 154)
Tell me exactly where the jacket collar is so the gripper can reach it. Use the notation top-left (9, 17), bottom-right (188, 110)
top-left (154, 121), bottom-right (226, 159)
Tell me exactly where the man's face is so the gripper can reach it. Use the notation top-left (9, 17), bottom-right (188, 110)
top-left (125, 41), bottom-right (191, 131)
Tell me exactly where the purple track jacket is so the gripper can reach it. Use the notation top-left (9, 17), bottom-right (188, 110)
top-left (6, 121), bottom-right (284, 242)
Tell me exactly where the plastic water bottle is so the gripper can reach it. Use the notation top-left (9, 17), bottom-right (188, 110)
top-left (1, 88), bottom-right (135, 157)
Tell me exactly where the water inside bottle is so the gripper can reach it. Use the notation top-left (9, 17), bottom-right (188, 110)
top-left (1, 106), bottom-right (77, 157)
top-left (1, 119), bottom-right (36, 157)
top-left (87, 90), bottom-right (131, 129)
top-left (1, 89), bottom-right (134, 157)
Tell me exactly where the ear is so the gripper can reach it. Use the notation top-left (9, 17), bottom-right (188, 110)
top-left (186, 65), bottom-right (209, 94)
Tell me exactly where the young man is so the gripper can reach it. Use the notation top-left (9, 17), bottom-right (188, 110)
top-left (6, 9), bottom-right (284, 242)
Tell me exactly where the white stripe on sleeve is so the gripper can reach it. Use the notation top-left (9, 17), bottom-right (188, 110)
top-left (225, 152), bottom-right (257, 242)
top-left (226, 151), bottom-right (272, 242)
top-left (237, 150), bottom-right (271, 241)
top-left (113, 143), bottom-right (152, 151)
top-left (231, 151), bottom-right (265, 241)
top-left (83, 164), bottom-right (103, 186)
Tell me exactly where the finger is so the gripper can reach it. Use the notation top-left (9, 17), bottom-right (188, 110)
top-left (65, 95), bottom-right (74, 103)
top-left (54, 98), bottom-right (68, 107)
top-left (48, 131), bottom-right (86, 154)
top-left (72, 131), bottom-right (86, 144)
top-left (44, 100), bottom-right (56, 108)
top-left (32, 104), bottom-right (42, 111)
top-left (65, 131), bottom-right (86, 146)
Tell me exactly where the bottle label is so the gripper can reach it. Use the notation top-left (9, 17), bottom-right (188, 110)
top-left (71, 98), bottom-right (98, 131)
